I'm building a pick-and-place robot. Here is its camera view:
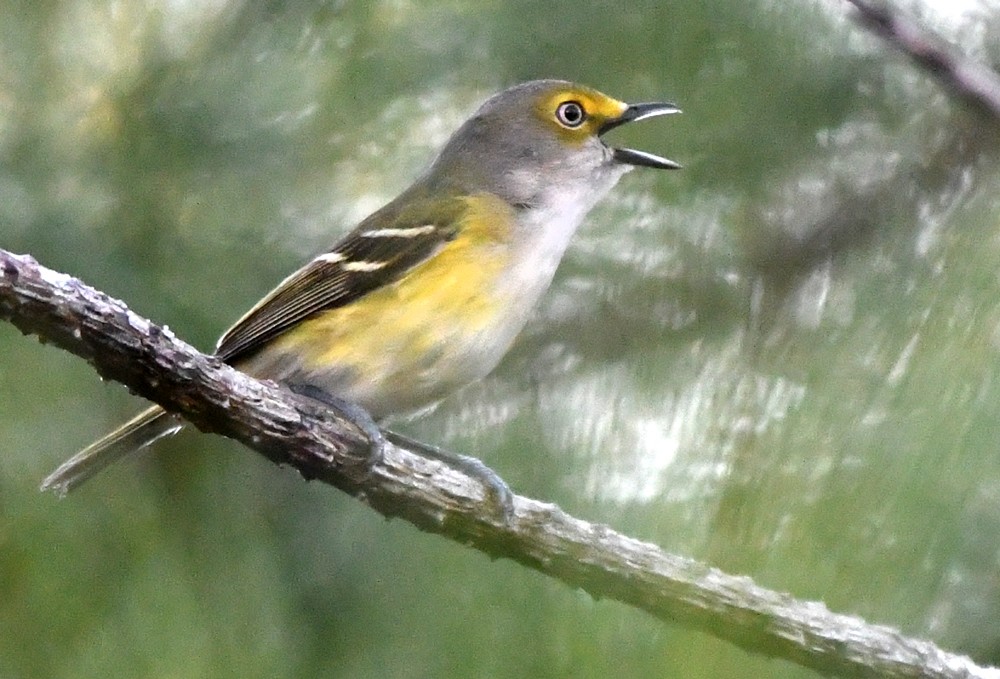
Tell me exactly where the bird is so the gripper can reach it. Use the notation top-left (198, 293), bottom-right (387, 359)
top-left (41, 79), bottom-right (680, 498)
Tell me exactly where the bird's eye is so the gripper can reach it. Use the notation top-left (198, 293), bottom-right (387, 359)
top-left (555, 101), bottom-right (586, 128)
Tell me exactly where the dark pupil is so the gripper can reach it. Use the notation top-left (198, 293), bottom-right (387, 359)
top-left (560, 102), bottom-right (583, 125)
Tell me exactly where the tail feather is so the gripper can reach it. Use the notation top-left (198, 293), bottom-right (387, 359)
top-left (41, 405), bottom-right (183, 497)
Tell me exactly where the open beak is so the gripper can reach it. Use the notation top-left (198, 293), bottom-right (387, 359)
top-left (599, 102), bottom-right (682, 170)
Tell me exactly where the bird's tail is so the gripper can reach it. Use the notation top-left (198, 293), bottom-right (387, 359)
top-left (40, 405), bottom-right (183, 497)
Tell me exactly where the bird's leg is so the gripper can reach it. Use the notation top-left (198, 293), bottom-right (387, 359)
top-left (384, 428), bottom-right (515, 521)
top-left (286, 384), bottom-right (514, 520)
top-left (287, 383), bottom-right (386, 468)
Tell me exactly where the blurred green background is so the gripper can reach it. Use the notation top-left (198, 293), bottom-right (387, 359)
top-left (4, 0), bottom-right (1000, 677)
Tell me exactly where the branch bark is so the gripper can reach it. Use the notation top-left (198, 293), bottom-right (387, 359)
top-left (1, 247), bottom-right (997, 679)
top-left (844, 0), bottom-right (1000, 121)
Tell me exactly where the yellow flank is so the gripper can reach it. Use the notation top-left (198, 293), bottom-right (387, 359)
top-left (536, 86), bottom-right (628, 139)
top-left (270, 193), bottom-right (516, 390)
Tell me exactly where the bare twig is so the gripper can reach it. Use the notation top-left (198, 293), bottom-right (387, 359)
top-left (1, 247), bottom-right (997, 679)
top-left (844, 0), bottom-right (1000, 120)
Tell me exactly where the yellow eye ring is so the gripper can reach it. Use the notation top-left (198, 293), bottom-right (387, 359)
top-left (555, 101), bottom-right (586, 128)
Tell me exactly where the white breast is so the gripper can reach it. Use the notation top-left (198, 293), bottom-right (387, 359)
top-left (503, 164), bottom-right (631, 304)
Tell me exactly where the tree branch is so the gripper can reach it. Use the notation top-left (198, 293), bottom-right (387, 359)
top-left (844, 0), bottom-right (1000, 121)
top-left (1, 247), bottom-right (997, 679)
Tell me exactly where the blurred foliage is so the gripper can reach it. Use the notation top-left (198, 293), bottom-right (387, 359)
top-left (4, 0), bottom-right (1000, 677)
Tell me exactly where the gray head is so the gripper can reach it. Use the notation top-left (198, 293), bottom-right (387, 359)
top-left (424, 79), bottom-right (680, 207)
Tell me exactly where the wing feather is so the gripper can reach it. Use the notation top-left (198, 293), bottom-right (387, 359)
top-left (215, 198), bottom-right (463, 362)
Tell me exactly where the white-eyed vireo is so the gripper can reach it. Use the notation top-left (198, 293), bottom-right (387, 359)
top-left (42, 79), bottom-right (679, 496)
